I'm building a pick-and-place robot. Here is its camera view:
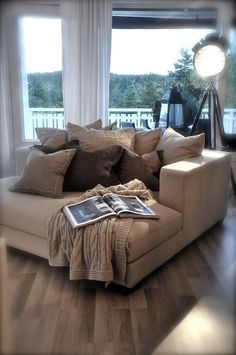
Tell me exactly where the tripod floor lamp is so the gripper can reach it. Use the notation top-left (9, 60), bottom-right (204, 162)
top-left (190, 32), bottom-right (236, 195)
top-left (190, 33), bottom-right (229, 149)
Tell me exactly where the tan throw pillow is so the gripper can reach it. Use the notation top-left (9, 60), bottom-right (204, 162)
top-left (35, 128), bottom-right (68, 148)
top-left (156, 127), bottom-right (205, 165)
top-left (118, 149), bottom-right (161, 191)
top-left (134, 128), bottom-right (162, 155)
top-left (35, 120), bottom-right (103, 148)
top-left (67, 122), bottom-right (135, 152)
top-left (102, 121), bottom-right (118, 130)
top-left (84, 119), bottom-right (103, 129)
top-left (9, 149), bottom-right (76, 198)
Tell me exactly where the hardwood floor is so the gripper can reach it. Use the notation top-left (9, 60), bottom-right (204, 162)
top-left (5, 194), bottom-right (236, 355)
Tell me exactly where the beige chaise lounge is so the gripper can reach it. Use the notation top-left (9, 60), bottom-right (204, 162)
top-left (0, 150), bottom-right (231, 288)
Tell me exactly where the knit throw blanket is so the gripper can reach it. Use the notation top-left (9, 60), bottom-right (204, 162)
top-left (47, 179), bottom-right (153, 285)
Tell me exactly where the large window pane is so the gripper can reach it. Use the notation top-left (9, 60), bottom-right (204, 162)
top-left (21, 18), bottom-right (63, 140)
top-left (109, 27), bottom-right (213, 129)
top-left (224, 28), bottom-right (236, 134)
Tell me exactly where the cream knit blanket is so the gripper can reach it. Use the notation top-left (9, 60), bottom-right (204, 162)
top-left (47, 179), bottom-right (153, 284)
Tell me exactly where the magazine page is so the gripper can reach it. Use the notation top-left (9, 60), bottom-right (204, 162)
top-left (103, 193), bottom-right (159, 218)
top-left (63, 196), bottom-right (116, 228)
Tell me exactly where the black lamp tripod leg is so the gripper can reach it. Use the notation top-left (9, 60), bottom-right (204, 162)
top-left (190, 90), bottom-right (208, 135)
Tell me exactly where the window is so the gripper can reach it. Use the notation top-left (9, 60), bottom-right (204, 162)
top-left (224, 27), bottom-right (236, 134)
top-left (21, 17), bottom-right (63, 140)
top-left (109, 9), bottom-right (216, 129)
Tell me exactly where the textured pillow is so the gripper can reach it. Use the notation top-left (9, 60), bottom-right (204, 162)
top-left (102, 121), bottom-right (118, 130)
top-left (134, 128), bottom-right (162, 155)
top-left (67, 122), bottom-right (135, 152)
top-left (35, 127), bottom-right (68, 148)
top-left (32, 139), bottom-right (79, 154)
top-left (118, 149), bottom-right (161, 191)
top-left (156, 127), bottom-right (205, 165)
top-left (9, 149), bottom-right (76, 198)
top-left (64, 145), bottom-right (124, 191)
top-left (84, 119), bottom-right (103, 129)
top-left (35, 120), bottom-right (103, 148)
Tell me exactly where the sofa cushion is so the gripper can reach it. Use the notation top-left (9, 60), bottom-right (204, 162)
top-left (0, 177), bottom-right (84, 238)
top-left (126, 198), bottom-right (182, 262)
top-left (155, 127), bottom-right (205, 165)
top-left (0, 177), bottom-right (182, 261)
top-left (134, 128), bottom-right (162, 155)
top-left (64, 145), bottom-right (124, 191)
top-left (67, 122), bottom-right (135, 151)
top-left (9, 149), bottom-right (76, 198)
top-left (118, 149), bottom-right (161, 191)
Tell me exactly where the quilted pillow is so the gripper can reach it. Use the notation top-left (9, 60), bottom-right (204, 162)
top-left (9, 149), bottom-right (76, 198)
top-left (118, 149), bottom-right (161, 191)
top-left (67, 122), bottom-right (135, 152)
top-left (63, 145), bottom-right (124, 191)
top-left (156, 127), bottom-right (205, 165)
top-left (134, 128), bottom-right (162, 155)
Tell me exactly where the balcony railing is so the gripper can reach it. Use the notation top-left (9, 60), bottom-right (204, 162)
top-left (24, 107), bottom-right (236, 140)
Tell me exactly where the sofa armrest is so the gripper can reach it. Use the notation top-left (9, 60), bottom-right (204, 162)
top-left (159, 150), bottom-right (231, 244)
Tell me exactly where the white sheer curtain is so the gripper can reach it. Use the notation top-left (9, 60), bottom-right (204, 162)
top-left (0, 1), bottom-right (16, 177)
top-left (61, 0), bottom-right (112, 126)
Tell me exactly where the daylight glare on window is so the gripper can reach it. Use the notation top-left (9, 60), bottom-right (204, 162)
top-left (21, 18), bottom-right (63, 140)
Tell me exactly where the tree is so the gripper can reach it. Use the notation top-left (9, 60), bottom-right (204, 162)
top-left (168, 48), bottom-right (206, 105)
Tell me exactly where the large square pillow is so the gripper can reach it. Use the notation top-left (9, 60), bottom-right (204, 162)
top-left (35, 119), bottom-right (103, 148)
top-left (67, 122), bottom-right (135, 152)
top-left (35, 127), bottom-right (68, 148)
top-left (134, 128), bottom-right (162, 155)
top-left (63, 145), bottom-right (124, 191)
top-left (9, 149), bottom-right (76, 198)
top-left (118, 149), bottom-right (161, 191)
top-left (156, 127), bottom-right (205, 165)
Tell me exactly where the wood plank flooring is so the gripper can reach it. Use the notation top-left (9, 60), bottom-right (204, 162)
top-left (4, 194), bottom-right (236, 355)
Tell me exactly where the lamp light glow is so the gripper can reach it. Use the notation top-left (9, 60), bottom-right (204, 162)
top-left (192, 33), bottom-right (229, 79)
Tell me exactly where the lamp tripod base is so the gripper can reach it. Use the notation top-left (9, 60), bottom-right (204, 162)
top-left (190, 81), bottom-right (226, 149)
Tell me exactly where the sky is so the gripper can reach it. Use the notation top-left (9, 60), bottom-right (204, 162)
top-left (22, 18), bottom-right (211, 75)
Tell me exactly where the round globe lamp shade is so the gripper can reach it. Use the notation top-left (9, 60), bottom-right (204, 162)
top-left (193, 45), bottom-right (227, 78)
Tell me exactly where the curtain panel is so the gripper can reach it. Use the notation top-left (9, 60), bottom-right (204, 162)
top-left (61, 0), bottom-right (112, 126)
top-left (0, 2), bottom-right (16, 177)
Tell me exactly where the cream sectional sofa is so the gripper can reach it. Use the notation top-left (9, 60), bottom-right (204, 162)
top-left (0, 148), bottom-right (231, 288)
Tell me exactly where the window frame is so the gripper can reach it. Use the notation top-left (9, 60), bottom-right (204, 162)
top-left (6, 2), bottom-right (61, 147)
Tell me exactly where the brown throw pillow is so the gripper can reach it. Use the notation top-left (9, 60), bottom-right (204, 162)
top-left (9, 149), bottom-right (76, 198)
top-left (118, 149), bottom-right (161, 191)
top-left (64, 145), bottom-right (124, 191)
top-left (32, 139), bottom-right (79, 154)
top-left (67, 122), bottom-right (135, 152)
top-left (134, 128), bottom-right (162, 155)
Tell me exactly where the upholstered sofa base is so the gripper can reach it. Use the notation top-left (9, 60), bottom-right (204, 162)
top-left (0, 150), bottom-right (231, 289)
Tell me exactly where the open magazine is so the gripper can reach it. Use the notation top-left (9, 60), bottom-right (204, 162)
top-left (63, 193), bottom-right (160, 228)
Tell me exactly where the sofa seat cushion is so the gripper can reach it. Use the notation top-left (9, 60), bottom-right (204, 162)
top-left (126, 199), bottom-right (182, 262)
top-left (0, 177), bottom-right (84, 239)
top-left (1, 178), bottom-right (182, 264)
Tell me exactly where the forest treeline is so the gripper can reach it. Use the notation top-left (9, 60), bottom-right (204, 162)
top-left (27, 49), bottom-right (236, 109)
